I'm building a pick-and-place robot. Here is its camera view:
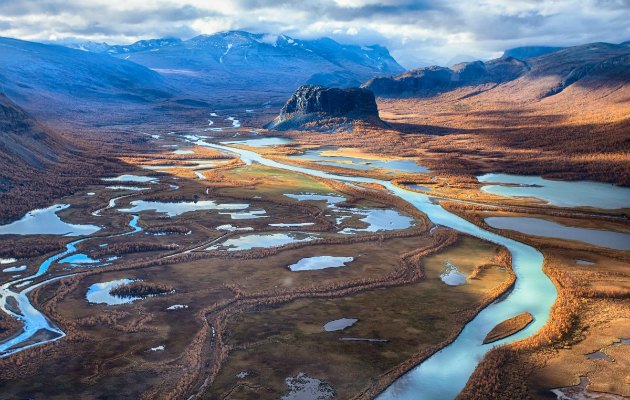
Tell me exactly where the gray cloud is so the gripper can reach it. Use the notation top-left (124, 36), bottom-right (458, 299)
top-left (0, 0), bottom-right (627, 68)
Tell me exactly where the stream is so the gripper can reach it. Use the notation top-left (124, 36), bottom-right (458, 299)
top-left (0, 134), bottom-right (558, 399)
top-left (192, 139), bottom-right (557, 400)
top-left (0, 216), bottom-right (141, 357)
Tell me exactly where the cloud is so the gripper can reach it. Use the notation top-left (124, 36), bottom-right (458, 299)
top-left (0, 0), bottom-right (627, 68)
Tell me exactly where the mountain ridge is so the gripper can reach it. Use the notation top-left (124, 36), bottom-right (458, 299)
top-left (65, 31), bottom-right (405, 94)
top-left (361, 42), bottom-right (630, 100)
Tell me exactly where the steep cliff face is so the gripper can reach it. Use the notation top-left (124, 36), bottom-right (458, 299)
top-left (266, 85), bottom-right (381, 131)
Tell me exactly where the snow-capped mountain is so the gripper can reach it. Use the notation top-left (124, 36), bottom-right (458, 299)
top-left (67, 31), bottom-right (405, 94)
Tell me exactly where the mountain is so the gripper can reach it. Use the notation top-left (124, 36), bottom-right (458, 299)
top-left (67, 31), bottom-right (405, 97)
top-left (362, 57), bottom-right (529, 97)
top-left (0, 37), bottom-right (176, 121)
top-left (361, 42), bottom-right (630, 99)
top-left (502, 46), bottom-right (565, 59)
top-left (265, 85), bottom-right (382, 131)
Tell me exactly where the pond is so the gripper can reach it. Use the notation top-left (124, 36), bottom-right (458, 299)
top-left (224, 137), bottom-right (292, 147)
top-left (478, 173), bottom-right (630, 209)
top-left (324, 318), bottom-right (358, 332)
top-left (196, 140), bottom-right (557, 400)
top-left (207, 232), bottom-right (318, 251)
top-left (102, 174), bottom-right (158, 183)
top-left (0, 204), bottom-right (101, 236)
top-left (290, 148), bottom-right (429, 173)
top-left (118, 200), bottom-right (249, 217)
top-left (86, 279), bottom-right (140, 305)
top-left (288, 256), bottom-right (354, 271)
top-left (485, 216), bottom-right (630, 251)
top-left (440, 261), bottom-right (468, 286)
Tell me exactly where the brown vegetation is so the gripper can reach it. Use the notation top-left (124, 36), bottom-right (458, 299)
top-left (483, 312), bottom-right (534, 344)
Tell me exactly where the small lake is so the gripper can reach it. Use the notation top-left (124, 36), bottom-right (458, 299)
top-left (478, 173), bottom-right (630, 209)
top-left (405, 184), bottom-right (432, 192)
top-left (485, 217), bottom-right (630, 251)
top-left (3, 265), bottom-right (27, 273)
top-left (290, 149), bottom-right (429, 174)
top-left (59, 253), bottom-right (99, 266)
top-left (324, 318), bottom-right (358, 332)
top-left (288, 256), bottom-right (354, 271)
top-left (106, 186), bottom-right (150, 191)
top-left (284, 193), bottom-right (346, 205)
top-left (0, 204), bottom-right (101, 236)
top-left (284, 193), bottom-right (414, 234)
top-left (118, 200), bottom-right (249, 217)
top-left (102, 174), bottom-right (158, 183)
top-left (207, 232), bottom-right (318, 251)
top-left (440, 261), bottom-right (468, 286)
top-left (219, 209), bottom-right (268, 220)
top-left (270, 222), bottom-right (315, 228)
top-left (340, 209), bottom-right (414, 234)
top-left (86, 279), bottom-right (140, 305)
top-left (224, 137), bottom-right (292, 147)
top-left (172, 149), bottom-right (194, 155)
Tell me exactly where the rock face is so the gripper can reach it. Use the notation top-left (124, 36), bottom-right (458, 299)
top-left (266, 85), bottom-right (381, 131)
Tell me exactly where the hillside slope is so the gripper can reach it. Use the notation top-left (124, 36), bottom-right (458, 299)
top-left (0, 93), bottom-right (111, 222)
top-left (363, 42), bottom-right (630, 100)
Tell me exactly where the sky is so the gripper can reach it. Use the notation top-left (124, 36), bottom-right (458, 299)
top-left (0, 0), bottom-right (628, 68)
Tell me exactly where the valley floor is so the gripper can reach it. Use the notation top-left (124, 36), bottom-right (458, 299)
top-left (0, 103), bottom-right (628, 400)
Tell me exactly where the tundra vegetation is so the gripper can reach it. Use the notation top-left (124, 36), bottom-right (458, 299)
top-left (0, 41), bottom-right (628, 399)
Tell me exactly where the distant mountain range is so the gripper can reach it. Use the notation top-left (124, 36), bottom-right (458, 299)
top-left (0, 36), bottom-right (176, 121)
top-left (66, 31), bottom-right (405, 95)
top-left (362, 42), bottom-right (630, 99)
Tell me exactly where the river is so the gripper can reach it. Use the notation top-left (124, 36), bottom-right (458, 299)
top-left (192, 139), bottom-right (557, 400)
top-left (0, 216), bottom-right (141, 357)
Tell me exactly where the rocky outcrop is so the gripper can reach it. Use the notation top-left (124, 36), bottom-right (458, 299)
top-left (362, 57), bottom-right (529, 97)
top-left (265, 85), bottom-right (381, 131)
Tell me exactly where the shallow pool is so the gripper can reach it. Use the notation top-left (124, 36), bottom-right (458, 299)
top-left (478, 173), bottom-right (630, 209)
top-left (86, 279), bottom-right (140, 305)
top-left (485, 216), bottom-right (630, 251)
top-left (208, 232), bottom-right (318, 251)
top-left (118, 200), bottom-right (249, 217)
top-left (288, 256), bottom-right (354, 271)
top-left (0, 204), bottom-right (101, 236)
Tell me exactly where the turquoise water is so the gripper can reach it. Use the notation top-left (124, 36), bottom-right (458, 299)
top-left (0, 215), bottom-right (141, 357)
top-left (478, 173), bottom-right (630, 209)
top-left (193, 139), bottom-right (556, 400)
